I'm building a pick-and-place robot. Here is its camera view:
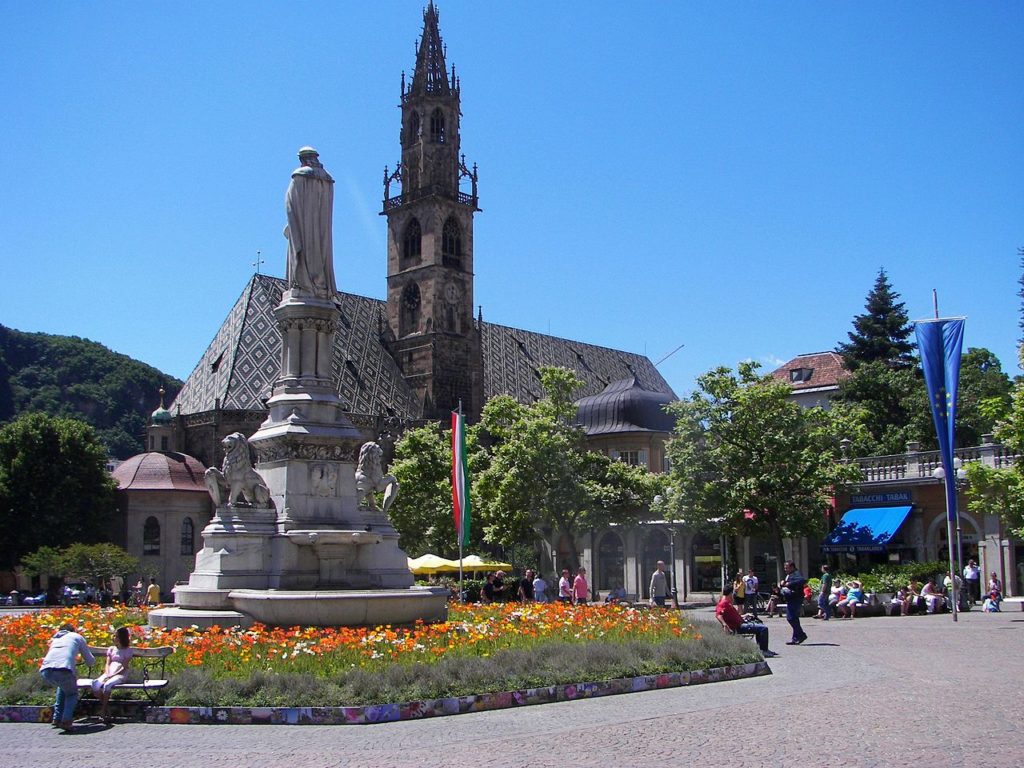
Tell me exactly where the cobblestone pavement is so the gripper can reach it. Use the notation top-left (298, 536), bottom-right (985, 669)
top-left (4, 605), bottom-right (1022, 768)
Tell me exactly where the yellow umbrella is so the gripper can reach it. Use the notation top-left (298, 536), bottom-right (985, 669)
top-left (407, 554), bottom-right (461, 575)
top-left (460, 555), bottom-right (513, 571)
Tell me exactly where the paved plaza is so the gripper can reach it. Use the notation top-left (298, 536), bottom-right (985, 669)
top-left (3, 604), bottom-right (1022, 768)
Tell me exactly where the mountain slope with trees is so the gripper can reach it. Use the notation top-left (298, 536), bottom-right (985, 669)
top-left (0, 325), bottom-right (182, 458)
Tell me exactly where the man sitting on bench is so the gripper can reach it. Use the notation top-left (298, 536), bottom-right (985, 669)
top-left (716, 584), bottom-right (777, 657)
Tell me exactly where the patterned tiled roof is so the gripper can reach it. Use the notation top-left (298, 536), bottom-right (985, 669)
top-left (172, 275), bottom-right (675, 420)
top-left (770, 351), bottom-right (849, 391)
top-left (113, 452), bottom-right (208, 492)
top-left (173, 276), bottom-right (420, 419)
top-left (481, 323), bottom-right (675, 403)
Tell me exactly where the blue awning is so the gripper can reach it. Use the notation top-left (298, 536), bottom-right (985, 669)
top-left (820, 506), bottom-right (913, 553)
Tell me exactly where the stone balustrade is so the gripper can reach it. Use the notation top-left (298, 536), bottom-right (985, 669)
top-left (852, 435), bottom-right (1018, 484)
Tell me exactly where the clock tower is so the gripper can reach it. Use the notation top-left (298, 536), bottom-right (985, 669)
top-left (382, 3), bottom-right (482, 420)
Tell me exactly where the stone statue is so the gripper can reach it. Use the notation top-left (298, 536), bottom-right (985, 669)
top-left (355, 442), bottom-right (399, 514)
top-left (204, 433), bottom-right (272, 508)
top-left (284, 147), bottom-right (337, 299)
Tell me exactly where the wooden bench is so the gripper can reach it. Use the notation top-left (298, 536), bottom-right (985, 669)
top-left (77, 646), bottom-right (174, 703)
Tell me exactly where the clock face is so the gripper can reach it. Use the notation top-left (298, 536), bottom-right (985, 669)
top-left (444, 283), bottom-right (460, 304)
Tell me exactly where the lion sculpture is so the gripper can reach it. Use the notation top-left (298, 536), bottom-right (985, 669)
top-left (354, 441), bottom-right (399, 514)
top-left (204, 432), bottom-right (272, 508)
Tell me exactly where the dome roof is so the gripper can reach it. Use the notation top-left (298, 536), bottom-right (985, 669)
top-left (575, 377), bottom-right (676, 436)
top-left (112, 452), bottom-right (208, 492)
top-left (150, 406), bottom-right (173, 425)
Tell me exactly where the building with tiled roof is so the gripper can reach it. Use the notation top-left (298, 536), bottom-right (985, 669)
top-left (109, 444), bottom-right (212, 597)
top-left (770, 351), bottom-right (849, 409)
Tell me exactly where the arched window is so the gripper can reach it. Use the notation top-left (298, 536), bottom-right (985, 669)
top-left (597, 532), bottom-right (625, 591)
top-left (143, 516), bottom-right (161, 556)
top-left (430, 108), bottom-right (446, 143)
top-left (399, 282), bottom-right (421, 337)
top-left (180, 517), bottom-right (195, 556)
top-left (402, 218), bottom-right (422, 265)
top-left (441, 217), bottom-right (462, 269)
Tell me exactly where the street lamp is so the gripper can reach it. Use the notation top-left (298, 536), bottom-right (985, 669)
top-left (933, 457), bottom-right (967, 615)
top-left (653, 494), bottom-right (678, 606)
top-left (839, 437), bottom-right (852, 460)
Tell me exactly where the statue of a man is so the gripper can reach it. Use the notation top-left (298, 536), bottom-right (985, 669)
top-left (284, 147), bottom-right (337, 299)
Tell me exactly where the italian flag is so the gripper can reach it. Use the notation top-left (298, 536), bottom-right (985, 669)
top-left (451, 411), bottom-right (471, 547)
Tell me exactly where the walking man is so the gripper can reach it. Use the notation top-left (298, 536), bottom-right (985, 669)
top-left (781, 560), bottom-right (808, 645)
top-left (818, 564), bottom-right (834, 620)
top-left (650, 560), bottom-right (669, 607)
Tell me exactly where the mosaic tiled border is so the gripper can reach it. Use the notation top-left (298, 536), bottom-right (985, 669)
top-left (0, 661), bottom-right (769, 726)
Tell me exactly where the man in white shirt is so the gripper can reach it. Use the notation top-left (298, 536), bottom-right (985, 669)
top-left (533, 572), bottom-right (549, 603)
top-left (650, 561), bottom-right (669, 606)
top-left (743, 569), bottom-right (760, 617)
top-left (963, 559), bottom-right (981, 604)
top-left (39, 623), bottom-right (95, 731)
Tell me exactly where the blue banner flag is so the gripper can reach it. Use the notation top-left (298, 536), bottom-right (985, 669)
top-left (915, 318), bottom-right (965, 521)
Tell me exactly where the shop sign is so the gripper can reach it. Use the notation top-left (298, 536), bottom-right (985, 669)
top-left (850, 491), bottom-right (911, 506)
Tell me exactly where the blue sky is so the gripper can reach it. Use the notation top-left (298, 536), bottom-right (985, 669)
top-left (1, 2), bottom-right (1021, 397)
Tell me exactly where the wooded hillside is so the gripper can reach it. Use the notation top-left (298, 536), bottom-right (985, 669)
top-left (0, 325), bottom-right (182, 458)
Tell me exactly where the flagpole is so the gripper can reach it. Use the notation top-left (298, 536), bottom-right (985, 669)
top-left (914, 316), bottom-right (967, 624)
top-left (458, 401), bottom-right (465, 604)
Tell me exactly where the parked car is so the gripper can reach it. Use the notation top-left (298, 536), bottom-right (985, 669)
top-left (21, 592), bottom-right (48, 606)
top-left (62, 582), bottom-right (95, 605)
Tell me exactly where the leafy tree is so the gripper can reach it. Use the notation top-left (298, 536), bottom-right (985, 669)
top-left (964, 348), bottom-right (1024, 540)
top-left (475, 367), bottom-right (656, 570)
top-left (389, 422), bottom-right (489, 557)
top-left (0, 413), bottom-right (118, 569)
top-left (832, 362), bottom-right (930, 456)
top-left (1019, 246), bottom-right (1024, 345)
top-left (956, 347), bottom-right (1012, 446)
top-left (833, 346), bottom-right (1008, 456)
top-left (18, 545), bottom-right (65, 578)
top-left (59, 542), bottom-right (139, 585)
top-left (965, 463), bottom-right (1024, 540)
top-left (836, 268), bottom-right (915, 370)
top-left (20, 542), bottom-right (138, 585)
top-left (664, 362), bottom-right (862, 575)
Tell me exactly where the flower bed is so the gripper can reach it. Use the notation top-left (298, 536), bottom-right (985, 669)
top-left (0, 602), bottom-right (760, 707)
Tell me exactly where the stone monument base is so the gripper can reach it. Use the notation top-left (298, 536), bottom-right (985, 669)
top-left (148, 586), bottom-right (448, 630)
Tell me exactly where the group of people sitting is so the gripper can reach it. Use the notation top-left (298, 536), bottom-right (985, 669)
top-left (874, 571), bottom-right (1004, 616)
top-left (812, 578), bottom-right (870, 619)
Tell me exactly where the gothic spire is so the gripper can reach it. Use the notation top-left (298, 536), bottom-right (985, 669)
top-left (409, 2), bottom-right (450, 96)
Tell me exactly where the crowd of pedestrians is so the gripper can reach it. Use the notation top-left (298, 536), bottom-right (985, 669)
top-left (478, 566), bottom-right (592, 605)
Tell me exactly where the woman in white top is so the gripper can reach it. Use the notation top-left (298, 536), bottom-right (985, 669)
top-left (91, 627), bottom-right (133, 722)
top-left (558, 569), bottom-right (572, 603)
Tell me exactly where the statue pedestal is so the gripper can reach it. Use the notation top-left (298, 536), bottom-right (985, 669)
top-left (154, 278), bottom-right (438, 630)
top-left (173, 506), bottom-right (277, 611)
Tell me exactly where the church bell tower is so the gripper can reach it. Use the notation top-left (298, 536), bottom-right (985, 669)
top-left (383, 3), bottom-right (482, 420)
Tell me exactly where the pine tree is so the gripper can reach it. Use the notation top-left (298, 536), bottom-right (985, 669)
top-left (836, 268), bottom-right (914, 370)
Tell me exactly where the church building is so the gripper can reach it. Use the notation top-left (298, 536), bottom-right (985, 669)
top-left (167, 4), bottom-right (675, 471)
top-left (146, 4), bottom-right (680, 599)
